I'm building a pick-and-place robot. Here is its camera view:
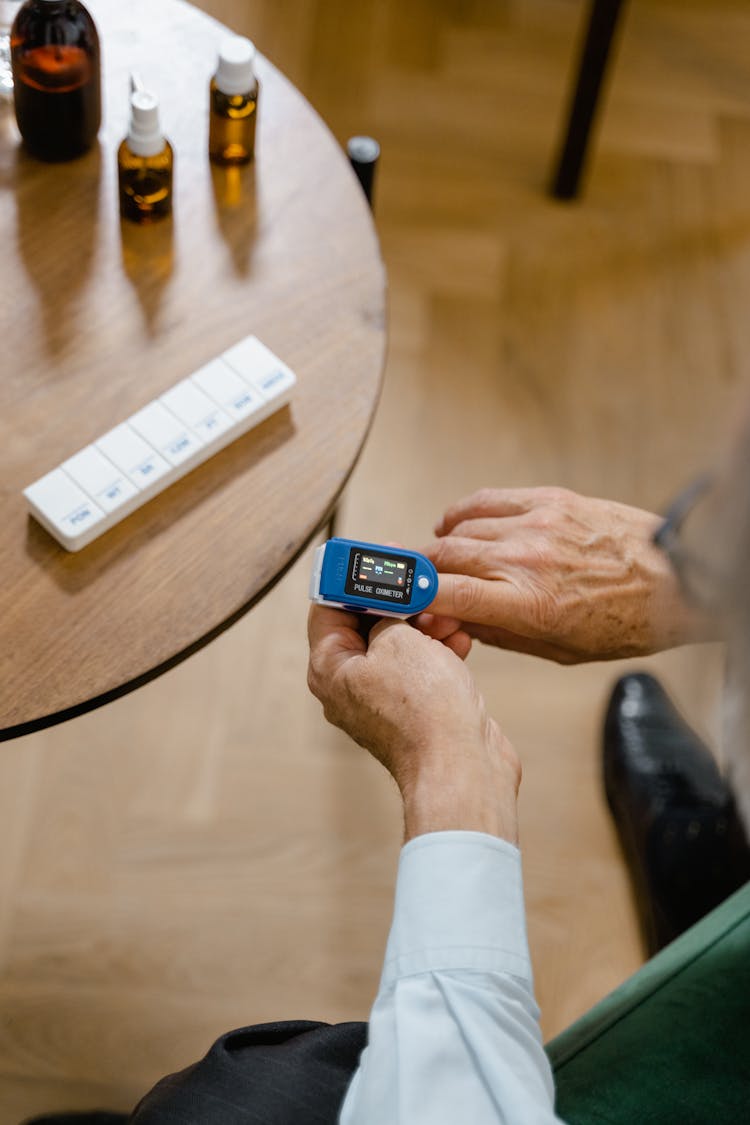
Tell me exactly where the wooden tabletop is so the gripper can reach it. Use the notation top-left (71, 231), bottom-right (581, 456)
top-left (0, 0), bottom-right (385, 741)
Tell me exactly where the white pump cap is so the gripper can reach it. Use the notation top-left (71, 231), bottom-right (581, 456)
top-left (215, 36), bottom-right (256, 97)
top-left (127, 90), bottom-right (165, 158)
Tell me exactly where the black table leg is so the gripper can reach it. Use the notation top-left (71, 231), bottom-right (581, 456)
top-left (347, 136), bottom-right (381, 208)
top-left (324, 137), bottom-right (381, 542)
top-left (550, 0), bottom-right (628, 200)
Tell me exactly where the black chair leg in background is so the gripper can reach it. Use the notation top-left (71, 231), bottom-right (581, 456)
top-left (550, 0), bottom-right (628, 200)
top-left (323, 136), bottom-right (381, 543)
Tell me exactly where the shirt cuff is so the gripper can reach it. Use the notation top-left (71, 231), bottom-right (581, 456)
top-left (380, 831), bottom-right (532, 989)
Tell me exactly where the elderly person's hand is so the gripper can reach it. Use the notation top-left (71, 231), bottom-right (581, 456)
top-left (307, 605), bottom-right (520, 843)
top-left (421, 487), bottom-right (716, 665)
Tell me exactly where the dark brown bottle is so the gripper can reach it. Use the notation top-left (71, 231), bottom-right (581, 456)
top-left (11, 0), bottom-right (101, 162)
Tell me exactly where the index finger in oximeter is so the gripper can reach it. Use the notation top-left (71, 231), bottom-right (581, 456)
top-left (310, 538), bottom-right (438, 616)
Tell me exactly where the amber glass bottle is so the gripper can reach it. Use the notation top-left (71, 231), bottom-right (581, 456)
top-left (11, 0), bottom-right (101, 161)
top-left (118, 90), bottom-right (173, 224)
top-left (209, 36), bottom-right (259, 166)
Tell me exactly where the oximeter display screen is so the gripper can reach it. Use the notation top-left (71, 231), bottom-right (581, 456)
top-left (344, 547), bottom-right (416, 606)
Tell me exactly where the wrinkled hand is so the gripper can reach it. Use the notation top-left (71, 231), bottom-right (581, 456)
top-left (422, 487), bottom-right (714, 664)
top-left (307, 605), bottom-right (520, 842)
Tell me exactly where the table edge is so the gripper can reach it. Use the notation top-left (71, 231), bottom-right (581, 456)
top-left (1, 490), bottom-right (340, 744)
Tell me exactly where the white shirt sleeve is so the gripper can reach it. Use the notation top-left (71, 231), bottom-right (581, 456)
top-left (338, 831), bottom-right (564, 1124)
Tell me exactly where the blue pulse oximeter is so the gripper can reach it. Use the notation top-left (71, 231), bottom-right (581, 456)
top-left (310, 538), bottom-right (438, 616)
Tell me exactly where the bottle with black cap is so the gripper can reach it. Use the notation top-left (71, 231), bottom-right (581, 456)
top-left (209, 35), bottom-right (259, 166)
top-left (118, 87), bottom-right (173, 224)
top-left (347, 135), bottom-right (380, 209)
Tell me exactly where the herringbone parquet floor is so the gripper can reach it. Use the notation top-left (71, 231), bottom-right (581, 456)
top-left (2, 0), bottom-right (748, 1118)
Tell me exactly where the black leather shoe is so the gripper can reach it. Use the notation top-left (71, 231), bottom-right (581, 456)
top-left (22, 1115), bottom-right (128, 1124)
top-left (603, 672), bottom-right (750, 956)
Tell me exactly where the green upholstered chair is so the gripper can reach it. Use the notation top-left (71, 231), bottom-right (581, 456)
top-left (546, 880), bottom-right (750, 1123)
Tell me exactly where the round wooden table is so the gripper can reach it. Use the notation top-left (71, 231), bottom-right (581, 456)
top-left (0, 0), bottom-right (385, 741)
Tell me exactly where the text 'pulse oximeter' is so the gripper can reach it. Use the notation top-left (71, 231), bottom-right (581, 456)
top-left (309, 538), bottom-right (438, 616)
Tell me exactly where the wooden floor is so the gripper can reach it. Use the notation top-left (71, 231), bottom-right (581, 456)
top-left (3, 0), bottom-right (749, 1117)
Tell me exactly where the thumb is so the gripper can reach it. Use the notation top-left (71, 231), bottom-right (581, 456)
top-left (307, 604), bottom-right (367, 681)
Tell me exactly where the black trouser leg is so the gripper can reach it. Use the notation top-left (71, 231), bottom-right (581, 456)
top-left (130, 1020), bottom-right (368, 1125)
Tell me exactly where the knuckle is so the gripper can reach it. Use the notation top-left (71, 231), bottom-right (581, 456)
top-left (532, 511), bottom-right (554, 533)
top-left (541, 485), bottom-right (574, 510)
top-left (342, 660), bottom-right (368, 701)
top-left (307, 662), bottom-right (324, 702)
top-left (473, 487), bottom-right (500, 511)
top-left (450, 574), bottom-right (481, 619)
top-left (307, 650), bottom-right (335, 702)
top-left (530, 488), bottom-right (574, 531)
top-left (429, 537), bottom-right (455, 569)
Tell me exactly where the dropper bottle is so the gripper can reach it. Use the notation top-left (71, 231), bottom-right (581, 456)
top-left (209, 36), bottom-right (259, 166)
top-left (118, 88), bottom-right (173, 224)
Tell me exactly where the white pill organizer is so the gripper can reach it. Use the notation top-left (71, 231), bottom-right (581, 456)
top-left (24, 335), bottom-right (296, 552)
